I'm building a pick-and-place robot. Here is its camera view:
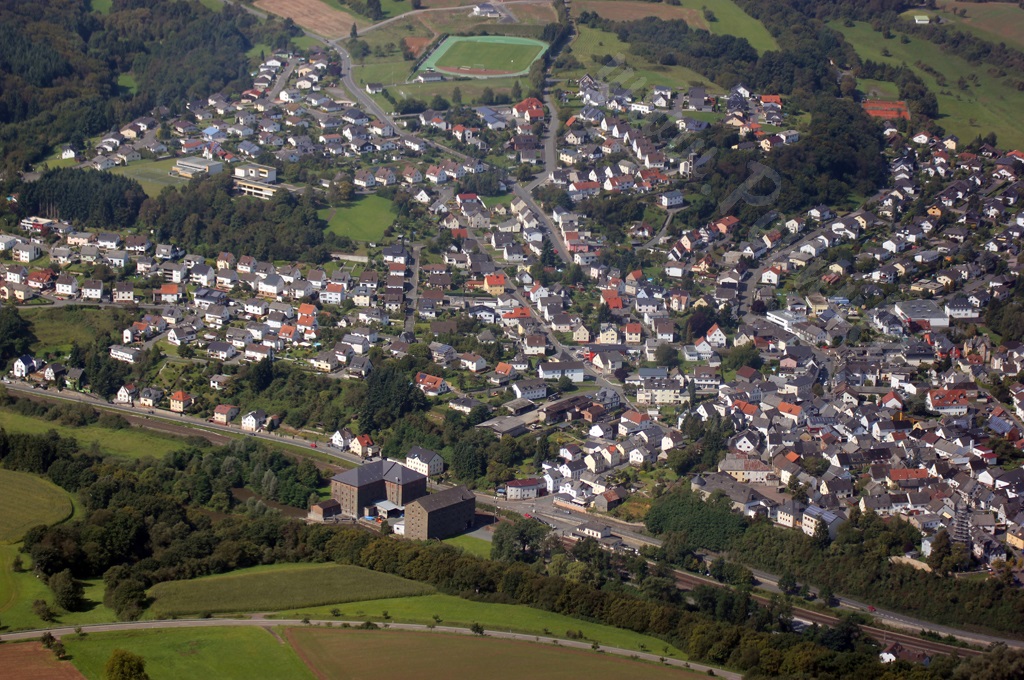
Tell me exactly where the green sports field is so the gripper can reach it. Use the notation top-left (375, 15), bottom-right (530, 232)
top-left (147, 563), bottom-right (435, 617)
top-left (421, 35), bottom-right (548, 78)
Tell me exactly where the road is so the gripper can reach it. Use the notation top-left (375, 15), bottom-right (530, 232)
top-left (0, 617), bottom-right (740, 678)
top-left (404, 243), bottom-right (423, 333)
top-left (0, 380), bottom-right (362, 468)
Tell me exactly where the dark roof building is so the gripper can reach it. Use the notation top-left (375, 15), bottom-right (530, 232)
top-left (330, 460), bottom-right (427, 518)
top-left (403, 485), bottom-right (476, 540)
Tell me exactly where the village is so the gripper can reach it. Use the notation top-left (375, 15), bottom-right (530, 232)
top-left (2, 34), bottom-right (1024, 580)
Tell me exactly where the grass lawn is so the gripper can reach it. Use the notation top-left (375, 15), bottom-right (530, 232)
top-left (147, 563), bottom-right (434, 617)
top-left (0, 470), bottom-right (73, 543)
top-left (110, 157), bottom-right (188, 198)
top-left (246, 42), bottom-right (272, 65)
top-left (289, 629), bottom-right (699, 680)
top-left (857, 78), bottom-right (900, 100)
top-left (292, 35), bottom-right (323, 50)
top-left (272, 593), bottom-right (687, 655)
top-left (65, 627), bottom-right (314, 680)
top-left (432, 36), bottom-right (547, 74)
top-left (560, 25), bottom-right (718, 92)
top-left (117, 72), bottom-right (138, 95)
top-left (0, 545), bottom-right (117, 631)
top-left (23, 304), bottom-right (125, 356)
top-left (198, 0), bottom-right (225, 10)
top-left (833, 20), bottom-right (1024, 149)
top-left (91, 0), bottom-right (112, 13)
top-left (900, 3), bottom-right (1024, 53)
top-left (0, 408), bottom-right (189, 461)
top-left (442, 534), bottom-right (492, 558)
top-left (319, 194), bottom-right (394, 241)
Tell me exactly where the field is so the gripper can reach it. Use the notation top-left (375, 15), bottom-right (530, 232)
top-left (0, 407), bottom-right (190, 461)
top-left (116, 72), bottom-right (138, 95)
top-left (319, 194), bottom-right (394, 241)
top-left (901, 2), bottom-right (1024, 52)
top-left (857, 78), bottom-right (900, 101)
top-left (0, 545), bottom-right (118, 631)
top-left (443, 534), bottom-right (492, 558)
top-left (0, 470), bottom-right (73, 543)
top-left (573, 0), bottom-right (776, 53)
top-left (110, 157), bottom-right (188, 198)
top-left (64, 627), bottom-right (314, 680)
top-left (0, 642), bottom-right (85, 680)
top-left (560, 25), bottom-right (718, 91)
top-left (833, 20), bottom-right (1024, 149)
top-left (254, 0), bottom-right (360, 39)
top-left (146, 563), bottom-right (435, 617)
top-left (23, 305), bottom-right (125, 355)
top-left (288, 629), bottom-right (701, 680)
top-left (421, 35), bottom-right (548, 78)
top-left (271, 593), bottom-right (687, 654)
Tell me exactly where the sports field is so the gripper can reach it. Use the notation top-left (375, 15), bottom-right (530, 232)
top-left (319, 194), bottom-right (394, 241)
top-left (420, 35), bottom-right (548, 78)
top-left (0, 470), bottom-right (73, 543)
top-left (288, 629), bottom-right (702, 680)
top-left (65, 627), bottom-right (314, 680)
top-left (146, 563), bottom-right (434, 617)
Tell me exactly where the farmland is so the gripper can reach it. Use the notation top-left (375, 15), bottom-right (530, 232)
top-left (0, 408), bottom-right (190, 461)
top-left (254, 0), bottom-right (360, 39)
top-left (0, 470), bottom-right (73, 543)
top-left (573, 0), bottom-right (776, 53)
top-left (110, 157), bottom-right (188, 198)
top-left (833, 20), bottom-right (1024, 149)
top-left (900, 2), bottom-right (1024, 53)
top-left (146, 563), bottom-right (434, 617)
top-left (64, 627), bottom-right (314, 680)
top-left (288, 629), bottom-right (701, 680)
top-left (0, 642), bottom-right (85, 680)
top-left (319, 194), bottom-right (395, 241)
top-left (271, 592), bottom-right (687, 654)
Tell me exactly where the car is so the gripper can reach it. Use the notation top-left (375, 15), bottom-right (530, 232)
top-left (310, 443), bottom-right (318, 448)
top-left (523, 513), bottom-right (532, 519)
top-left (867, 605), bottom-right (876, 613)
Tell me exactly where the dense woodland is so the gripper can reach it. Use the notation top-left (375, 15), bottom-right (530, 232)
top-left (0, 0), bottom-right (298, 179)
top-left (22, 168), bottom-right (148, 228)
top-left (647, 487), bottom-right (1024, 637)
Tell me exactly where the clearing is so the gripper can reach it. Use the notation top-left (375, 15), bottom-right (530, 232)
top-left (254, 0), bottom-right (360, 39)
top-left (900, 3), bottom-right (1024, 53)
top-left (110, 157), bottom-right (187, 198)
top-left (833, 20), bottom-right (1024, 149)
top-left (319, 194), bottom-right (394, 241)
top-left (64, 627), bottom-right (314, 680)
top-left (0, 408), bottom-right (190, 461)
top-left (0, 470), bottom-right (73, 543)
top-left (271, 592), bottom-right (686, 654)
top-left (443, 534), bottom-right (492, 558)
top-left (0, 641), bottom-right (85, 680)
top-left (288, 629), bottom-right (701, 679)
top-left (573, 0), bottom-right (776, 53)
top-left (22, 305), bottom-right (126, 354)
top-left (422, 35), bottom-right (548, 78)
top-left (146, 563), bottom-right (434, 617)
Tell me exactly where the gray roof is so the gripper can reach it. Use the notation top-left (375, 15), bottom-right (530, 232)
top-left (332, 460), bottom-right (425, 487)
top-left (407, 445), bottom-right (441, 464)
top-left (408, 485), bottom-right (475, 512)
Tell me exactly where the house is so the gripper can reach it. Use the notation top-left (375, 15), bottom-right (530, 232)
top-left (169, 390), bottom-right (193, 413)
top-left (213, 404), bottom-right (240, 424)
top-left (241, 410), bottom-right (268, 432)
top-left (405, 445), bottom-right (445, 477)
top-left (414, 372), bottom-right (449, 396)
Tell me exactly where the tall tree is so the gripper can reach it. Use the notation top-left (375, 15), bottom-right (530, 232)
top-left (104, 649), bottom-right (149, 680)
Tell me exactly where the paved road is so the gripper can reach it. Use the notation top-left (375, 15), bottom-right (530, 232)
top-left (0, 618), bottom-right (740, 678)
top-left (404, 243), bottom-right (423, 333)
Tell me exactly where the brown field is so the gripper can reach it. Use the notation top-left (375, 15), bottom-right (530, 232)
top-left (255, 0), bottom-right (359, 38)
top-left (0, 642), bottom-right (86, 680)
top-left (403, 35), bottom-right (433, 56)
top-left (286, 629), bottom-right (707, 680)
top-left (507, 1), bottom-right (559, 24)
top-left (573, 0), bottom-right (706, 26)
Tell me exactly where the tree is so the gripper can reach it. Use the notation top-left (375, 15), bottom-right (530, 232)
top-left (511, 80), bottom-right (522, 101)
top-left (490, 518), bottom-right (549, 562)
top-left (556, 375), bottom-right (574, 393)
top-left (0, 305), bottom-right (35, 367)
top-left (451, 86), bottom-right (462, 105)
top-left (350, 23), bottom-right (357, 39)
top-left (778, 571), bottom-right (797, 595)
top-left (49, 569), bottom-right (84, 611)
top-left (105, 649), bottom-right (150, 680)
top-left (32, 599), bottom-right (55, 622)
top-left (654, 343), bottom-right (678, 366)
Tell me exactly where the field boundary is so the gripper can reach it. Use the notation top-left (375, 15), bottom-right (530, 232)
top-left (417, 35), bottom-right (548, 79)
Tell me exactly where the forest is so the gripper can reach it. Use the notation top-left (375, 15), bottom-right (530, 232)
top-left (0, 0), bottom-right (298, 178)
top-left (21, 168), bottom-right (148, 228)
top-left (647, 487), bottom-right (1024, 637)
